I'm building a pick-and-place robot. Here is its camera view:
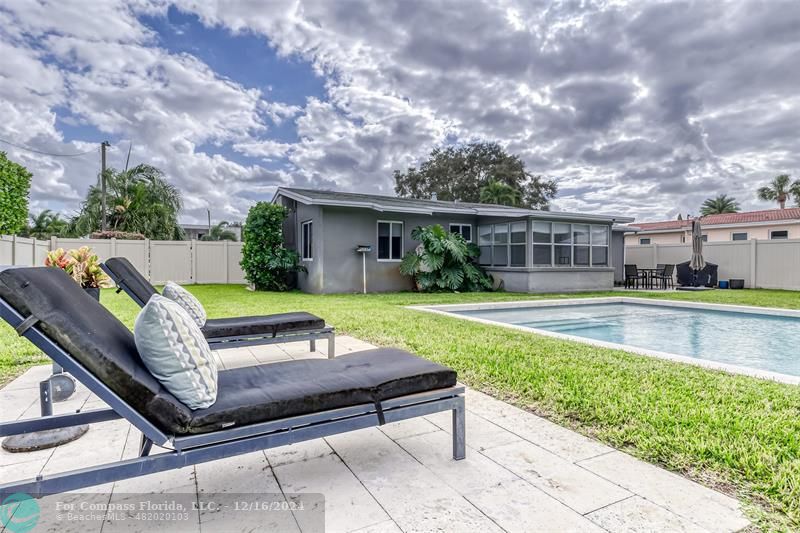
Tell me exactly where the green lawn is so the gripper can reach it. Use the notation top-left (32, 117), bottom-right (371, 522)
top-left (2, 287), bottom-right (800, 530)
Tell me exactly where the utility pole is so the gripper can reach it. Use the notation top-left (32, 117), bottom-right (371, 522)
top-left (101, 141), bottom-right (110, 231)
top-left (207, 209), bottom-right (212, 235)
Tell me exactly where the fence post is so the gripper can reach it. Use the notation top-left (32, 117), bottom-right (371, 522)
top-left (224, 240), bottom-right (230, 284)
top-left (110, 238), bottom-right (117, 259)
top-left (50, 236), bottom-right (57, 252)
top-left (31, 238), bottom-right (36, 265)
top-left (145, 239), bottom-right (151, 281)
top-left (190, 240), bottom-right (197, 285)
top-left (11, 235), bottom-right (16, 266)
top-left (750, 238), bottom-right (758, 288)
top-left (652, 243), bottom-right (659, 268)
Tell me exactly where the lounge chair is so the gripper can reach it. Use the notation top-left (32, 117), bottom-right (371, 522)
top-left (101, 257), bottom-right (335, 357)
top-left (0, 266), bottom-right (465, 498)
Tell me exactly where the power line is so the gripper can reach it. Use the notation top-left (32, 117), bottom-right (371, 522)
top-left (0, 137), bottom-right (98, 157)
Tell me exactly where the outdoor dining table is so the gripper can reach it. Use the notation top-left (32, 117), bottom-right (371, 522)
top-left (637, 268), bottom-right (662, 289)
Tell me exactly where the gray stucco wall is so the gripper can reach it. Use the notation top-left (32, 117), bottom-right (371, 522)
top-left (294, 203), bottom-right (325, 293)
top-left (318, 207), bottom-right (478, 293)
top-left (612, 230), bottom-right (625, 284)
top-left (487, 268), bottom-right (614, 292)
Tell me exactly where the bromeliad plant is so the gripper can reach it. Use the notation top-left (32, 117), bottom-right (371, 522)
top-left (400, 225), bottom-right (493, 292)
top-left (45, 247), bottom-right (112, 289)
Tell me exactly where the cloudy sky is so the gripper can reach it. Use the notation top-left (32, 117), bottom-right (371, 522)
top-left (1, 0), bottom-right (798, 224)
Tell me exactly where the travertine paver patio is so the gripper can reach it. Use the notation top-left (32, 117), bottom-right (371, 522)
top-left (1, 336), bottom-right (750, 532)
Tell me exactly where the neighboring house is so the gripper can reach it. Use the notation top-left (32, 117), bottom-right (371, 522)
top-left (625, 208), bottom-right (800, 245)
top-left (180, 223), bottom-right (241, 241)
top-left (273, 187), bottom-right (634, 293)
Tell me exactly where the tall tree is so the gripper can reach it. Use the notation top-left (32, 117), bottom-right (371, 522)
top-left (201, 221), bottom-right (238, 241)
top-left (0, 152), bottom-right (32, 234)
top-left (25, 210), bottom-right (68, 239)
top-left (479, 180), bottom-right (522, 206)
top-left (71, 164), bottom-right (184, 240)
top-left (394, 142), bottom-right (557, 209)
top-left (757, 174), bottom-right (796, 210)
top-left (700, 194), bottom-right (740, 216)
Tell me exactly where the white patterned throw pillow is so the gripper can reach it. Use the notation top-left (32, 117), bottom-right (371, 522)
top-left (162, 281), bottom-right (207, 328)
top-left (134, 294), bottom-right (218, 410)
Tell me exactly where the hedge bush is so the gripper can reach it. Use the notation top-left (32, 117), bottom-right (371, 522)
top-left (0, 152), bottom-right (32, 235)
top-left (240, 202), bottom-right (305, 291)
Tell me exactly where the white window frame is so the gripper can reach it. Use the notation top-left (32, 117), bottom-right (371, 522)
top-left (731, 231), bottom-right (748, 241)
top-left (769, 229), bottom-right (789, 240)
top-left (639, 237), bottom-right (651, 245)
top-left (377, 220), bottom-right (404, 262)
top-left (449, 223), bottom-right (472, 242)
top-left (530, 222), bottom-right (609, 267)
top-left (300, 220), bottom-right (313, 261)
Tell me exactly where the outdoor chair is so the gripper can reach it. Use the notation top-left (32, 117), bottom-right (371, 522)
top-left (624, 264), bottom-right (645, 289)
top-left (0, 266), bottom-right (465, 498)
top-left (653, 264), bottom-right (675, 290)
top-left (101, 257), bottom-right (334, 357)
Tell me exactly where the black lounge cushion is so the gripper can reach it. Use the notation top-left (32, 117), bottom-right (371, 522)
top-left (188, 348), bottom-right (457, 434)
top-left (104, 256), bottom-right (327, 336)
top-left (201, 313), bottom-right (326, 339)
top-left (104, 257), bottom-right (158, 305)
top-left (0, 267), bottom-right (457, 436)
top-left (0, 267), bottom-right (192, 433)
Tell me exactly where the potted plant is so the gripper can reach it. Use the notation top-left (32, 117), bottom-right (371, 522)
top-left (44, 246), bottom-right (112, 300)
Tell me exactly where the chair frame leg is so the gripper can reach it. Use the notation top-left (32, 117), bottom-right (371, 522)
top-left (452, 401), bottom-right (466, 460)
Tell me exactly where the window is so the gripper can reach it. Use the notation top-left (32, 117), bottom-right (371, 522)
top-left (478, 225), bottom-right (492, 265)
top-left (591, 225), bottom-right (609, 266)
top-left (770, 230), bottom-right (789, 240)
top-left (477, 222), bottom-right (526, 267)
top-left (531, 222), bottom-right (608, 267)
top-left (639, 237), bottom-right (651, 245)
top-left (449, 223), bottom-right (472, 242)
top-left (301, 220), bottom-right (313, 260)
top-left (510, 222), bottom-right (526, 267)
top-left (532, 222), bottom-right (552, 266)
top-left (573, 224), bottom-right (590, 266)
top-left (701, 234), bottom-right (708, 242)
top-left (731, 232), bottom-right (748, 241)
top-left (377, 221), bottom-right (403, 260)
top-left (493, 223), bottom-right (509, 266)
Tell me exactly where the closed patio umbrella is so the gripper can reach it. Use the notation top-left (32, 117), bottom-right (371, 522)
top-left (689, 219), bottom-right (706, 272)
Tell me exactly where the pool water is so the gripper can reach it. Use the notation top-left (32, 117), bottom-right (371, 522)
top-left (455, 302), bottom-right (800, 377)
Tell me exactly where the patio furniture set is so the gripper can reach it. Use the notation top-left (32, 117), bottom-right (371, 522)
top-left (624, 263), bottom-right (675, 290)
top-left (0, 259), bottom-right (465, 498)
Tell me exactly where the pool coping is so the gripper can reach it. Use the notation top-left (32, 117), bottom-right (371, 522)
top-left (409, 297), bottom-right (800, 386)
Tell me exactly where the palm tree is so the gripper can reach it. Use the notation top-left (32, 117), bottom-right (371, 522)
top-left (201, 221), bottom-right (238, 241)
top-left (479, 180), bottom-right (522, 206)
top-left (71, 164), bottom-right (184, 240)
top-left (757, 174), bottom-right (796, 210)
top-left (700, 194), bottom-right (740, 216)
top-left (26, 210), bottom-right (68, 239)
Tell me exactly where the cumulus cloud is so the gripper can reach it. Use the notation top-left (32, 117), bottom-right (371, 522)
top-left (1, 0), bottom-right (799, 224)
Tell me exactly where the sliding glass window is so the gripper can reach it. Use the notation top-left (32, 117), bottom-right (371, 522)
top-left (477, 222), bottom-right (526, 267)
top-left (530, 221), bottom-right (609, 267)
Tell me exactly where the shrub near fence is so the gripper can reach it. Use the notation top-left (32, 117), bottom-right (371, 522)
top-left (0, 235), bottom-right (246, 285)
top-left (625, 238), bottom-right (800, 290)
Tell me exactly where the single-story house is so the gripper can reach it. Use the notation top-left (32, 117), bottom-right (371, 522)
top-left (180, 223), bottom-right (241, 241)
top-left (624, 208), bottom-right (800, 245)
top-left (273, 187), bottom-right (635, 293)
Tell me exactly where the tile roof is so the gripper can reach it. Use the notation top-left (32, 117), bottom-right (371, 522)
top-left (635, 208), bottom-right (800, 232)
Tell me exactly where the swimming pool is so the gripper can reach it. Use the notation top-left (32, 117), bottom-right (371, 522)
top-left (419, 298), bottom-right (800, 383)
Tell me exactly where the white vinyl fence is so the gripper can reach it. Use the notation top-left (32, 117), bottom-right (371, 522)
top-left (0, 235), bottom-right (246, 285)
top-left (626, 239), bottom-right (800, 290)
